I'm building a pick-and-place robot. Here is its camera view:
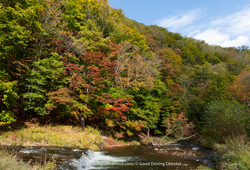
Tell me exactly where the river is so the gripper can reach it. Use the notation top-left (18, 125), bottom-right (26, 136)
top-left (1, 141), bottom-right (214, 169)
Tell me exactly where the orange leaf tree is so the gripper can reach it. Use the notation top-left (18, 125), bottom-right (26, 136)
top-left (161, 112), bottom-right (194, 140)
top-left (229, 70), bottom-right (250, 107)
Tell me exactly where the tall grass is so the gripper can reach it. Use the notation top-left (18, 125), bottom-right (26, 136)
top-left (213, 135), bottom-right (250, 169)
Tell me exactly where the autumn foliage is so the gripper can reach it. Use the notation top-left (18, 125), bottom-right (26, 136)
top-left (2, 0), bottom-right (250, 142)
top-left (229, 70), bottom-right (250, 107)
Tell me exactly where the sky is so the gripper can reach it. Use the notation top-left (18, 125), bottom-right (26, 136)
top-left (109, 0), bottom-right (250, 48)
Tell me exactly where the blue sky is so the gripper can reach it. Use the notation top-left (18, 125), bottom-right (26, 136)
top-left (109, 0), bottom-right (250, 48)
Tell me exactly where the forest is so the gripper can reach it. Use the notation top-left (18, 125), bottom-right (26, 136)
top-left (1, 0), bottom-right (250, 151)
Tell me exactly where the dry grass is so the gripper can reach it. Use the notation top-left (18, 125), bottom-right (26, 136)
top-left (0, 150), bottom-right (57, 170)
top-left (0, 125), bottom-right (103, 150)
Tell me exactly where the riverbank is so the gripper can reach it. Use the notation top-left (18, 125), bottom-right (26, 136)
top-left (0, 124), bottom-right (145, 170)
top-left (199, 135), bottom-right (250, 169)
top-left (0, 123), bottom-right (143, 151)
top-left (0, 124), bottom-right (103, 150)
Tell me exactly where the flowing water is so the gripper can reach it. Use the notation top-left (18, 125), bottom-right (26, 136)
top-left (1, 141), bottom-right (214, 170)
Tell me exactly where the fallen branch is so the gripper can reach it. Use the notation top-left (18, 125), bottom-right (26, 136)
top-left (161, 124), bottom-right (177, 141)
top-left (153, 134), bottom-right (197, 147)
top-left (169, 134), bottom-right (196, 143)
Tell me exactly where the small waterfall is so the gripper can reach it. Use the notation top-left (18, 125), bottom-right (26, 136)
top-left (77, 149), bottom-right (94, 169)
top-left (75, 149), bottom-right (137, 170)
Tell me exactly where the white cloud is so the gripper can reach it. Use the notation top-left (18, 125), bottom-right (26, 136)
top-left (194, 29), bottom-right (250, 47)
top-left (155, 5), bottom-right (250, 47)
top-left (194, 29), bottom-right (229, 45)
top-left (192, 6), bottom-right (250, 47)
top-left (220, 36), bottom-right (249, 47)
top-left (212, 7), bottom-right (250, 36)
top-left (155, 9), bottom-right (205, 31)
top-left (188, 29), bottom-right (200, 37)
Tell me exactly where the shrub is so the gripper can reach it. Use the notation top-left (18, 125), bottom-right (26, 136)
top-left (203, 99), bottom-right (250, 142)
top-left (215, 135), bottom-right (250, 170)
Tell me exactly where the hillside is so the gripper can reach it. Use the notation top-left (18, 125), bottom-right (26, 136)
top-left (1, 0), bottom-right (250, 141)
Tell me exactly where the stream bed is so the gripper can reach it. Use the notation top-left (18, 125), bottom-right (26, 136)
top-left (1, 141), bottom-right (214, 170)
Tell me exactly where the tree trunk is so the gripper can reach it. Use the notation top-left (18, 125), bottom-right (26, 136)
top-left (147, 127), bottom-right (150, 137)
top-left (81, 115), bottom-right (85, 130)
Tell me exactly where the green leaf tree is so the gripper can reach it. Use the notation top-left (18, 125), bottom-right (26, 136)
top-left (23, 54), bottom-right (67, 116)
top-left (0, 73), bottom-right (19, 124)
